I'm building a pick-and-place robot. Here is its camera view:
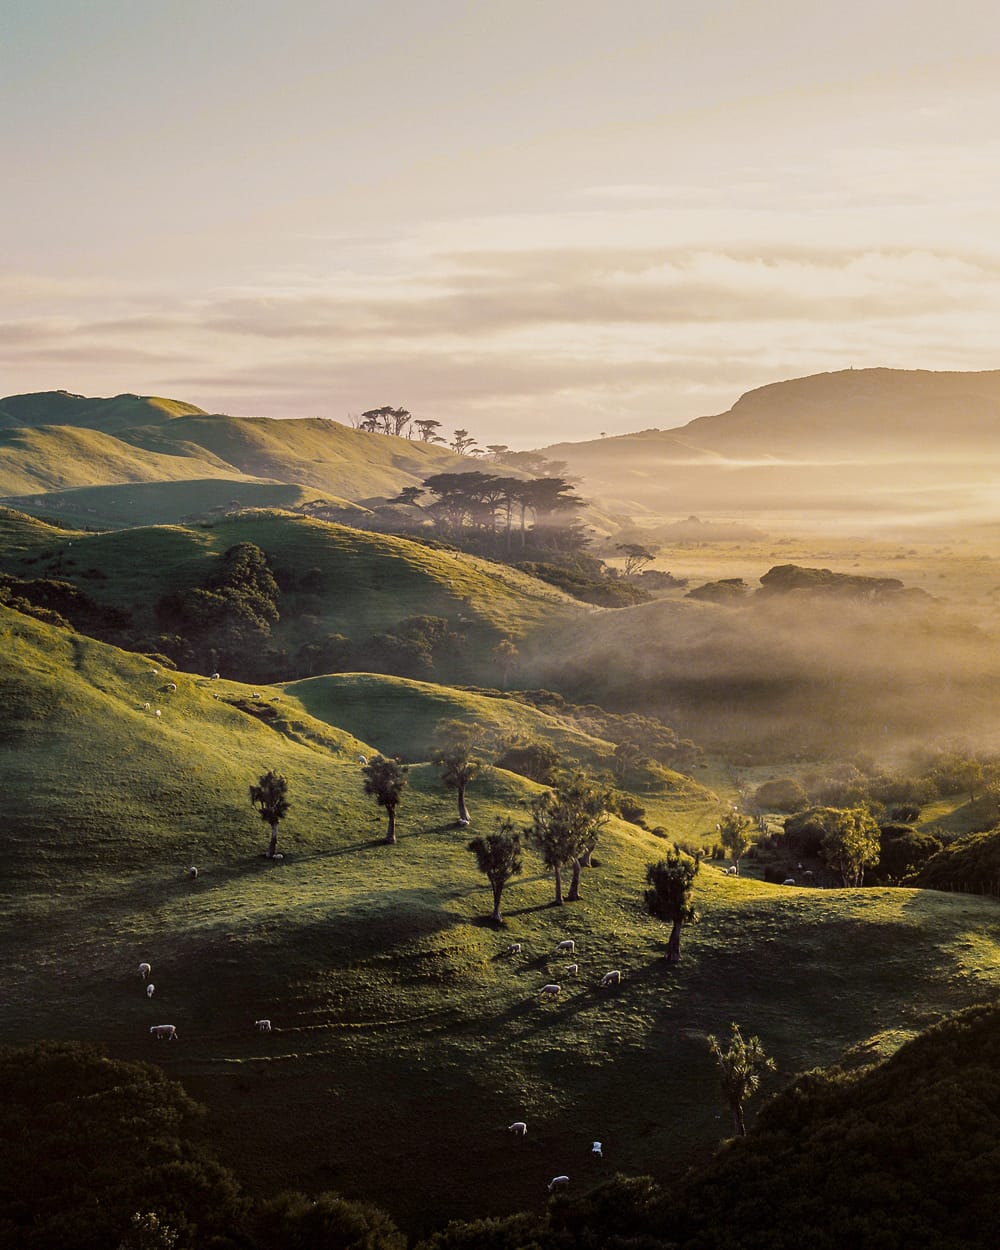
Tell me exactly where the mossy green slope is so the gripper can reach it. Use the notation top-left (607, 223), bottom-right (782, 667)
top-left (0, 390), bottom-right (205, 433)
top-left (0, 508), bottom-right (583, 645)
top-left (4, 606), bottom-right (1000, 1233)
top-left (121, 414), bottom-right (477, 499)
top-left (1, 479), bottom-right (366, 530)
top-left (0, 424), bottom-right (250, 495)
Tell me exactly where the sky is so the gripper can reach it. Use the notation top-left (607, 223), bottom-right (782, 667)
top-left (3, 0), bottom-right (1000, 446)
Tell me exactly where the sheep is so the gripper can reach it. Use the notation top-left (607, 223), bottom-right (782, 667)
top-left (149, 1024), bottom-right (177, 1041)
top-left (146, 983), bottom-right (155, 998)
top-left (592, 1141), bottom-right (603, 1157)
top-left (188, 866), bottom-right (198, 879)
top-left (210, 672), bottom-right (220, 680)
top-left (506, 943), bottom-right (522, 955)
top-left (540, 983), bottom-right (561, 999)
top-left (566, 963), bottom-right (579, 975)
top-left (554, 939), bottom-right (575, 954)
top-left (726, 865), bottom-right (738, 876)
top-left (214, 693), bottom-right (220, 699)
top-left (507, 1121), bottom-right (527, 1136)
top-left (154, 709), bottom-right (161, 718)
top-left (458, 816), bottom-right (471, 827)
top-left (782, 878), bottom-right (796, 886)
top-left (547, 1175), bottom-right (570, 1192)
top-left (150, 669), bottom-right (158, 676)
top-left (599, 970), bottom-right (622, 987)
top-left (166, 682), bottom-right (177, 692)
top-left (138, 962), bottom-right (151, 981)
top-left (272, 852), bottom-right (284, 861)
top-left (357, 755), bottom-right (368, 766)
top-left (251, 692), bottom-right (261, 700)
top-left (255, 1019), bottom-right (272, 1032)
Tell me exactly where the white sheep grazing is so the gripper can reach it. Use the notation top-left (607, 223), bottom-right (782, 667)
top-left (146, 983), bottom-right (155, 998)
top-left (154, 709), bottom-right (161, 718)
top-left (566, 963), bottom-right (578, 975)
top-left (599, 970), bottom-right (622, 987)
top-left (358, 755), bottom-right (368, 765)
top-left (251, 692), bottom-right (261, 700)
top-left (726, 865), bottom-right (738, 876)
top-left (138, 962), bottom-right (151, 981)
top-left (272, 852), bottom-right (284, 861)
top-left (508, 1121), bottom-right (527, 1136)
top-left (555, 939), bottom-right (575, 954)
top-left (782, 878), bottom-right (796, 886)
top-left (255, 1019), bottom-right (272, 1032)
top-left (458, 816), bottom-right (471, 827)
top-left (540, 983), bottom-right (561, 999)
top-left (167, 682), bottom-right (177, 692)
top-left (210, 672), bottom-right (220, 680)
top-left (150, 669), bottom-right (158, 676)
top-left (547, 1175), bottom-right (570, 1192)
top-left (214, 694), bottom-right (220, 700)
top-left (188, 866), bottom-right (199, 879)
top-left (142, 702), bottom-right (151, 711)
top-left (592, 1141), bottom-right (603, 1157)
top-left (150, 1024), bottom-right (177, 1041)
top-left (506, 943), bottom-right (522, 955)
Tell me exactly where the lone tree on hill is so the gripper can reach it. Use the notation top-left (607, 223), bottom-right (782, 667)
top-left (643, 851), bottom-right (698, 963)
top-left (467, 818), bottom-right (523, 924)
top-left (249, 770), bottom-right (290, 859)
top-left (432, 719), bottom-right (487, 824)
top-left (707, 1021), bottom-right (776, 1136)
top-left (616, 543), bottom-right (658, 577)
top-left (719, 809), bottom-right (754, 875)
top-left (492, 638), bottom-right (519, 688)
top-left (362, 755), bottom-right (409, 844)
top-left (821, 805), bottom-right (881, 887)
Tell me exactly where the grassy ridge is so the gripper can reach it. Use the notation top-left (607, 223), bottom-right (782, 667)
top-left (0, 424), bottom-right (250, 496)
top-left (4, 604), bottom-right (1000, 1233)
top-left (0, 508), bottom-right (584, 647)
top-left (0, 390), bottom-right (206, 432)
top-left (0, 479), bottom-right (368, 531)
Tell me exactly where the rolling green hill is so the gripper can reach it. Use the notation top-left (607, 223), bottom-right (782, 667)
top-left (3, 602), bottom-right (1000, 1233)
top-left (0, 391), bottom-right (490, 527)
top-left (0, 507), bottom-right (584, 666)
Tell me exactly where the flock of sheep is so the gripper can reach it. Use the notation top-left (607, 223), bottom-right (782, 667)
top-left (138, 960), bottom-right (272, 1044)
top-left (501, 938), bottom-right (622, 1190)
top-left (508, 938), bottom-right (623, 1001)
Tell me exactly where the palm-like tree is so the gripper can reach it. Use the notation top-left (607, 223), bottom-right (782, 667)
top-left (467, 819), bottom-right (523, 924)
top-left (706, 1021), bottom-right (776, 1136)
top-left (249, 770), bottom-right (290, 858)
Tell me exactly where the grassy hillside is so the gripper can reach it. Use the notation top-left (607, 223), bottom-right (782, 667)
top-left (4, 604), bottom-right (1000, 1234)
top-left (1, 479), bottom-right (367, 530)
top-left (0, 390), bottom-right (206, 433)
top-left (0, 424), bottom-right (250, 496)
top-left (0, 507), bottom-right (583, 653)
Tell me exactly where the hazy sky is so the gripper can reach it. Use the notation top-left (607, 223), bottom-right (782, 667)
top-left (3, 0), bottom-right (1000, 445)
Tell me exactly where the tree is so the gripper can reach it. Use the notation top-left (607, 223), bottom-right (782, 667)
top-left (432, 719), bottom-right (487, 823)
top-left (616, 543), bottom-right (657, 577)
top-left (643, 852), bottom-right (698, 963)
top-left (706, 1021), bottom-right (776, 1136)
top-left (254, 1190), bottom-right (405, 1250)
top-left (467, 819), bottom-right (523, 924)
top-left (249, 770), bottom-right (290, 858)
top-left (492, 638), bottom-right (519, 688)
top-left (821, 805), bottom-right (881, 886)
top-left (718, 810), bottom-right (754, 875)
top-left (495, 735), bottom-right (560, 785)
top-left (362, 755), bottom-right (409, 844)
top-left (450, 428), bottom-right (477, 454)
top-left (414, 418), bottom-right (444, 443)
top-left (527, 771), bottom-right (610, 904)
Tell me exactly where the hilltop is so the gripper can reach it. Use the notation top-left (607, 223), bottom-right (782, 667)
top-left (0, 390), bottom-right (483, 527)
top-left (541, 368), bottom-right (1000, 518)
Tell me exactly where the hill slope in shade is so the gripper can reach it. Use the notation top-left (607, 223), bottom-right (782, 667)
top-left (0, 390), bottom-right (206, 433)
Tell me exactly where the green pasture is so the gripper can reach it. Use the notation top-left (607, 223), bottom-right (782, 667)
top-left (3, 605), bottom-right (1000, 1233)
